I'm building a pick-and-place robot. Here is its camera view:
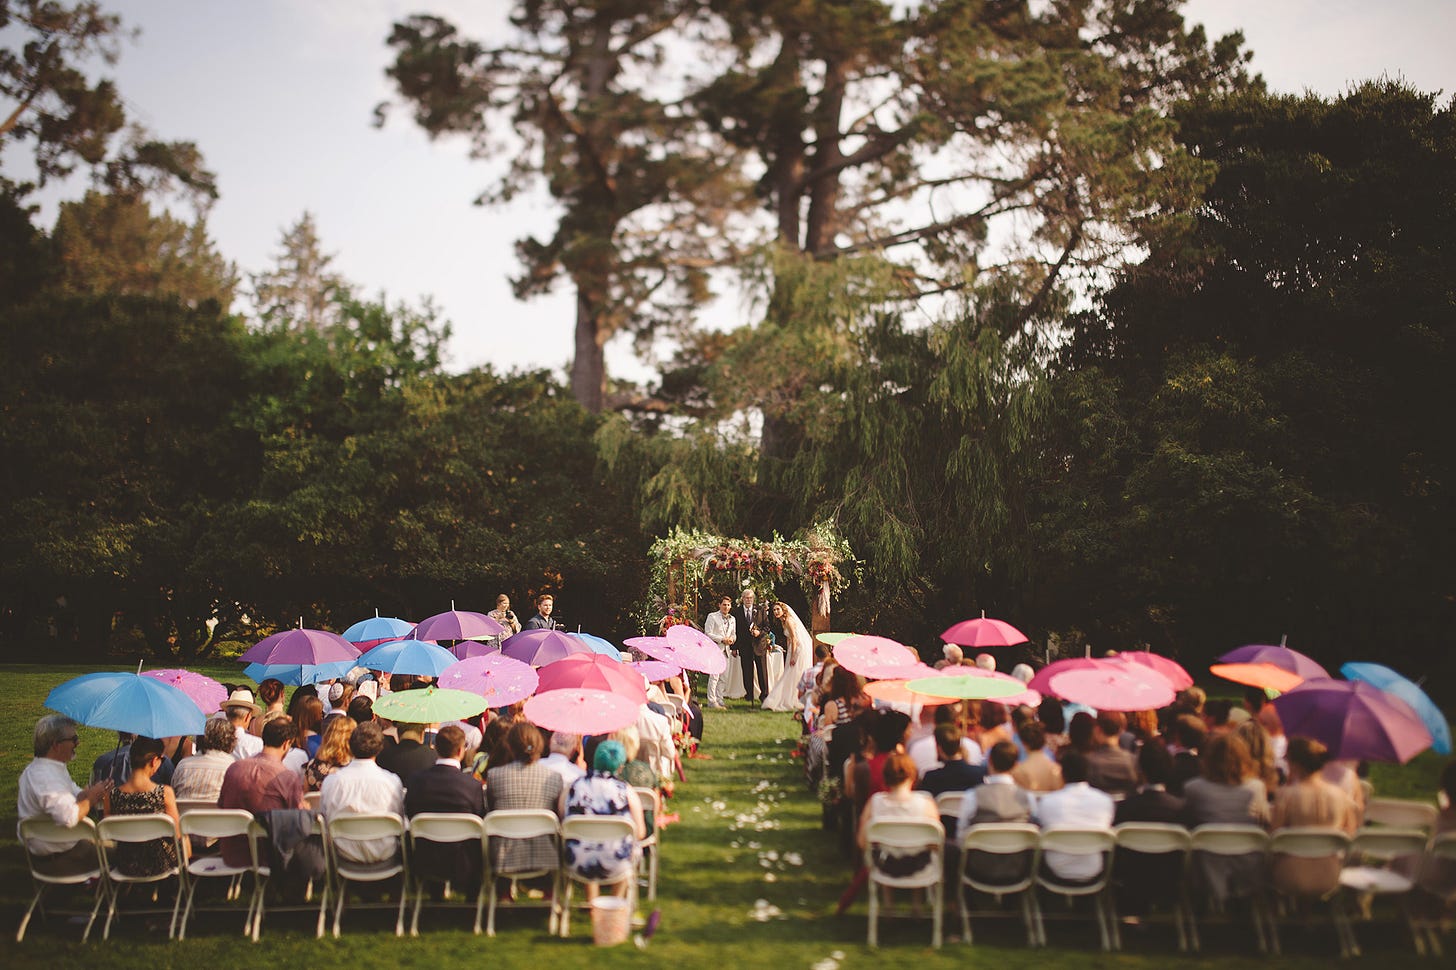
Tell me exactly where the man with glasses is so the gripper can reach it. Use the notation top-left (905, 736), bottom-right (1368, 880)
top-left (18, 714), bottom-right (112, 874)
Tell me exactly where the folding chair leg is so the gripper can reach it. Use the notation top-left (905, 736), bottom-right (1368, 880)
top-left (1094, 895), bottom-right (1110, 951)
top-left (867, 877), bottom-right (879, 947)
top-left (410, 878), bottom-right (424, 937)
top-left (332, 881), bottom-right (346, 938)
top-left (82, 883), bottom-right (106, 943)
top-left (16, 886), bottom-right (45, 942)
top-left (1261, 896), bottom-right (1279, 956)
top-left (558, 880), bottom-right (572, 937)
top-left (931, 881), bottom-right (943, 949)
top-left (472, 879), bottom-right (485, 936)
top-left (102, 884), bottom-right (121, 940)
top-left (176, 881), bottom-right (195, 940)
top-left (168, 882), bottom-right (184, 940)
top-left (315, 881), bottom-right (329, 938)
top-left (1105, 892), bottom-right (1121, 951)
top-left (1402, 899), bottom-right (1426, 957)
top-left (959, 885), bottom-right (973, 944)
top-left (395, 881), bottom-right (408, 937)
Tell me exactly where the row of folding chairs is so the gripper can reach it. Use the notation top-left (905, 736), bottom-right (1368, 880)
top-left (862, 818), bottom-right (1456, 957)
top-left (18, 799), bottom-right (658, 943)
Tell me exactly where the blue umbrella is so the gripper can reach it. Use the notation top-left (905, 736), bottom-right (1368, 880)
top-left (245, 660), bottom-right (357, 686)
top-left (46, 671), bottom-right (205, 738)
top-left (569, 632), bottom-right (623, 661)
top-left (356, 638), bottom-right (458, 677)
top-left (341, 612), bottom-right (415, 646)
top-left (1340, 662), bottom-right (1451, 755)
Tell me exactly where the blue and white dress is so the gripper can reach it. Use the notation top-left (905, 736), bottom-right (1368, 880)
top-left (562, 772), bottom-right (638, 882)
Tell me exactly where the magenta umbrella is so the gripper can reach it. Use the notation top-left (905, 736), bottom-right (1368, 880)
top-left (624, 626), bottom-right (728, 676)
top-left (941, 612), bottom-right (1029, 648)
top-left (1111, 652), bottom-right (1193, 690)
top-left (631, 660), bottom-right (683, 682)
top-left (451, 639), bottom-right (503, 661)
top-left (438, 653), bottom-right (539, 707)
top-left (413, 608), bottom-right (506, 643)
top-left (1046, 661), bottom-right (1176, 712)
top-left (536, 654), bottom-right (648, 704)
top-left (1272, 679), bottom-right (1431, 763)
top-left (1027, 657), bottom-right (1101, 696)
top-left (833, 635), bottom-right (918, 677)
top-left (502, 628), bottom-right (592, 667)
top-left (140, 668), bottom-right (226, 715)
top-left (239, 626), bottom-right (359, 666)
top-left (525, 688), bottom-right (641, 736)
top-left (1218, 640), bottom-right (1328, 680)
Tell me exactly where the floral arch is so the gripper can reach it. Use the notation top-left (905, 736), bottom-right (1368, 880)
top-left (642, 523), bottom-right (856, 635)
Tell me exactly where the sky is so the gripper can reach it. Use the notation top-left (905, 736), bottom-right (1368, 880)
top-left (16, 0), bottom-right (1456, 382)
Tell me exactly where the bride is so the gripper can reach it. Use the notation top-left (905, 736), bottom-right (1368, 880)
top-left (762, 602), bottom-right (812, 712)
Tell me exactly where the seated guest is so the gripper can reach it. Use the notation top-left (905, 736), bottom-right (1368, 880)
top-left (611, 726), bottom-right (660, 792)
top-left (1086, 712), bottom-right (1139, 797)
top-left (1067, 711), bottom-right (1096, 754)
top-left (250, 678), bottom-right (287, 736)
top-left (102, 736), bottom-right (183, 876)
top-left (1039, 698), bottom-right (1069, 754)
top-left (1181, 732), bottom-right (1269, 908)
top-left (221, 689), bottom-right (264, 759)
top-left (170, 718), bottom-right (238, 803)
top-left (346, 695), bottom-right (375, 726)
top-left (918, 723), bottom-right (986, 803)
top-left (304, 715), bottom-right (355, 792)
top-left (1203, 699), bottom-right (1236, 736)
top-left (217, 717), bottom-right (305, 868)
top-left (908, 704), bottom-right (982, 775)
top-left (1166, 714), bottom-right (1206, 796)
top-left (1125, 710), bottom-right (1160, 753)
top-left (283, 697), bottom-right (324, 776)
top-left (559, 741), bottom-right (645, 899)
top-left (1115, 743), bottom-right (1185, 824)
top-left (957, 741), bottom-right (1034, 837)
top-left (1417, 760), bottom-right (1456, 916)
top-left (1113, 743), bottom-right (1187, 914)
top-left (1270, 737), bottom-right (1359, 895)
top-left (92, 731), bottom-right (174, 787)
top-left (379, 722), bottom-right (436, 782)
top-left (857, 751), bottom-right (940, 880)
top-left (486, 721), bottom-right (564, 875)
top-left (1033, 749), bottom-right (1115, 881)
top-left (1011, 721), bottom-right (1063, 793)
top-left (934, 644), bottom-right (964, 670)
top-left (405, 725), bottom-right (485, 892)
top-left (1235, 718), bottom-right (1280, 796)
top-left (542, 731), bottom-right (586, 788)
top-left (324, 681), bottom-right (354, 721)
top-left (319, 721), bottom-right (405, 863)
top-left (18, 715), bottom-right (113, 875)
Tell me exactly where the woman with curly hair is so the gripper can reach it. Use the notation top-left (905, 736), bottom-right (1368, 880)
top-left (304, 714), bottom-right (354, 792)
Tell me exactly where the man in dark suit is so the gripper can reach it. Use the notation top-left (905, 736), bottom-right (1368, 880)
top-left (405, 726), bottom-right (486, 893)
top-left (1113, 743), bottom-right (1187, 914)
top-left (916, 724), bottom-right (986, 830)
top-left (731, 588), bottom-right (770, 705)
top-left (379, 722), bottom-right (437, 781)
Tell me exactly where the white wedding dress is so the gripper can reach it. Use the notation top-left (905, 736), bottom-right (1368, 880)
top-left (762, 606), bottom-right (811, 711)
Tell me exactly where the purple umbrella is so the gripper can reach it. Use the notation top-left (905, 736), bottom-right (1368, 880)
top-left (239, 626), bottom-right (359, 666)
top-left (438, 653), bottom-right (539, 706)
top-left (140, 668), bottom-right (226, 715)
top-left (1217, 640), bottom-right (1328, 680)
top-left (501, 628), bottom-right (592, 667)
top-left (451, 639), bottom-right (503, 661)
top-left (1272, 678), bottom-right (1432, 763)
top-left (412, 608), bottom-right (506, 642)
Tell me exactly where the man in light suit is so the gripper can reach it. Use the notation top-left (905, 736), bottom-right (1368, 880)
top-left (731, 588), bottom-right (770, 705)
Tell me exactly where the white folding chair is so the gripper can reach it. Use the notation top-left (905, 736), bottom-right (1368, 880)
top-left (1418, 832), bottom-right (1456, 956)
top-left (1112, 822), bottom-right (1194, 951)
top-left (17, 816), bottom-right (105, 942)
top-left (1363, 797), bottom-right (1438, 833)
top-left (958, 822), bottom-right (1040, 946)
top-left (864, 818), bottom-right (945, 949)
top-left (174, 799), bottom-right (218, 816)
top-left (176, 809), bottom-right (266, 940)
top-left (1267, 826), bottom-right (1353, 957)
top-left (1188, 824), bottom-right (1272, 953)
top-left (1035, 827), bottom-right (1117, 951)
top-left (303, 791), bottom-right (322, 813)
top-left (934, 791), bottom-right (965, 821)
top-left (633, 786), bottom-right (662, 901)
top-left (1339, 826), bottom-right (1430, 956)
top-left (558, 815), bottom-right (638, 938)
top-left (322, 813), bottom-right (409, 938)
top-left (96, 814), bottom-right (186, 940)
top-left (407, 813), bottom-right (484, 936)
top-left (481, 809), bottom-right (563, 936)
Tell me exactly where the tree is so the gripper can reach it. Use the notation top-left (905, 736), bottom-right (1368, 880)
top-left (249, 211), bottom-right (346, 331)
top-left (381, 2), bottom-right (746, 412)
top-left (0, 0), bottom-right (215, 198)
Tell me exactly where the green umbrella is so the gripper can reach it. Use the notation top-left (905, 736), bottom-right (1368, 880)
top-left (814, 631), bottom-right (855, 646)
top-left (904, 673), bottom-right (1025, 701)
top-left (372, 686), bottom-right (488, 723)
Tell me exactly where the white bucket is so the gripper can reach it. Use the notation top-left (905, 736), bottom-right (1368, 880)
top-left (590, 896), bottom-right (632, 946)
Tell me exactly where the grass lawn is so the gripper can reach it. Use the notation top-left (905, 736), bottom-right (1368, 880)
top-left (0, 663), bottom-right (1447, 968)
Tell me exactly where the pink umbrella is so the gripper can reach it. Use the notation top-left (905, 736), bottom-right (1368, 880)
top-left (502, 628), bottom-right (592, 667)
top-left (438, 653), bottom-right (539, 707)
top-left (140, 669), bottom-right (226, 715)
top-left (833, 635), bottom-right (917, 677)
top-left (631, 660), bottom-right (683, 682)
top-left (537, 654), bottom-right (648, 705)
top-left (865, 662), bottom-right (939, 682)
top-left (1027, 657), bottom-right (1101, 696)
top-left (525, 688), bottom-right (641, 736)
top-left (1046, 661), bottom-right (1176, 712)
top-left (413, 608), bottom-right (506, 643)
top-left (1218, 640), bottom-right (1328, 680)
top-left (940, 612), bottom-right (1029, 648)
top-left (1111, 651), bottom-right (1193, 690)
top-left (239, 626), bottom-right (359, 666)
top-left (624, 625), bottom-right (729, 676)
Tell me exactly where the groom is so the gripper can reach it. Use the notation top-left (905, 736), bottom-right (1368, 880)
top-left (732, 588), bottom-right (770, 705)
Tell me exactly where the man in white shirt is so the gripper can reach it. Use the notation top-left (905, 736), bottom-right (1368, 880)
top-left (220, 688), bottom-right (263, 759)
top-left (17, 715), bottom-right (112, 873)
top-left (1032, 749), bottom-right (1115, 881)
top-left (908, 705), bottom-right (983, 775)
top-left (703, 595), bottom-right (736, 709)
top-left (319, 721), bottom-right (406, 863)
top-left (543, 731), bottom-right (586, 787)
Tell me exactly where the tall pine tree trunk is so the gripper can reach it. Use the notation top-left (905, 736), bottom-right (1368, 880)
top-left (571, 287), bottom-right (608, 412)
